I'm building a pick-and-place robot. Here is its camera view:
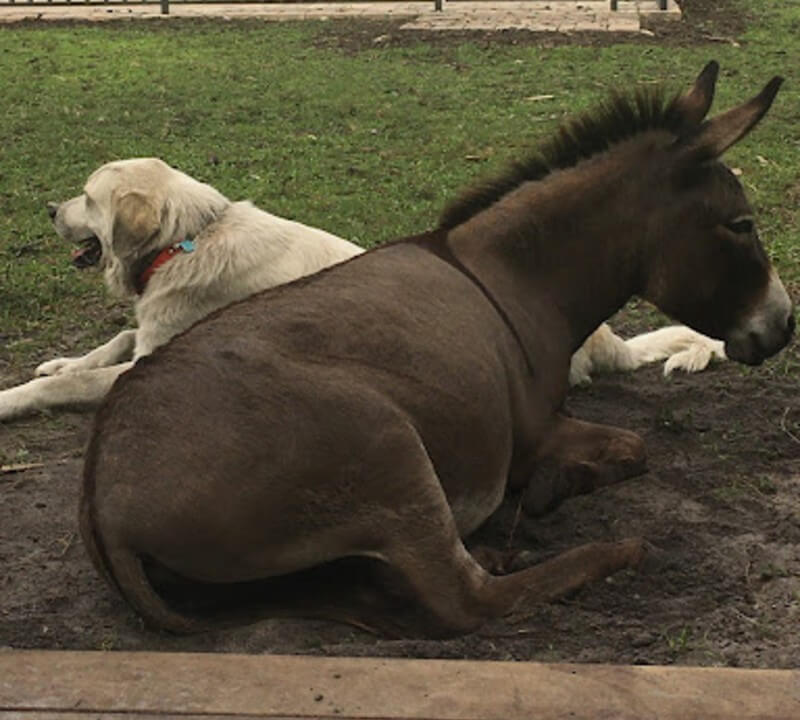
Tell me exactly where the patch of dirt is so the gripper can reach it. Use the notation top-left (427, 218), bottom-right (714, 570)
top-left (1, 324), bottom-right (798, 667)
top-left (314, 0), bottom-right (748, 53)
top-left (673, 0), bottom-right (748, 39)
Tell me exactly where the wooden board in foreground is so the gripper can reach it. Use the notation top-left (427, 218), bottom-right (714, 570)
top-left (0, 650), bottom-right (798, 719)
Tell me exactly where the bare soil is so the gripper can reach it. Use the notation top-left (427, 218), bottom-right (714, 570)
top-left (2, 0), bottom-right (798, 670)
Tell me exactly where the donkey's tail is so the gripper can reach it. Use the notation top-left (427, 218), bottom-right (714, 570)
top-left (78, 490), bottom-right (201, 634)
top-left (569, 322), bottom-right (726, 385)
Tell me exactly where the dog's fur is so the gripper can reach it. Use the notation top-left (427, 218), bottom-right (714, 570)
top-left (0, 158), bottom-right (724, 422)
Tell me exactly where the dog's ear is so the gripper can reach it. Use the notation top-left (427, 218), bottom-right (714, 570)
top-left (111, 190), bottom-right (160, 256)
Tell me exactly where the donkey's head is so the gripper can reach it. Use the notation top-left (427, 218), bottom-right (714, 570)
top-left (642, 62), bottom-right (793, 365)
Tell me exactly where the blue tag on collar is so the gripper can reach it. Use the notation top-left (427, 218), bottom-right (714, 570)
top-left (176, 239), bottom-right (196, 253)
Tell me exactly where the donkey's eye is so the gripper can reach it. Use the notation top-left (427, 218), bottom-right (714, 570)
top-left (724, 217), bottom-right (754, 234)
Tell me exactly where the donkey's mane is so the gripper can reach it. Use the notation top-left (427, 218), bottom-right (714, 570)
top-left (439, 88), bottom-right (689, 231)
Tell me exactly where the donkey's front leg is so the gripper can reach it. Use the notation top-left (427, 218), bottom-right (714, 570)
top-left (523, 414), bottom-right (646, 516)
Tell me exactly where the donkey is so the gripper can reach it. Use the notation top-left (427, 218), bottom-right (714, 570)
top-left (81, 62), bottom-right (793, 637)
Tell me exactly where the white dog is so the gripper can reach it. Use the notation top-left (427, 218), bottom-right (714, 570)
top-left (0, 158), bottom-right (724, 422)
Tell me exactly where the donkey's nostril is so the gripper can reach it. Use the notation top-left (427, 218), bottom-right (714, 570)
top-left (46, 202), bottom-right (58, 220)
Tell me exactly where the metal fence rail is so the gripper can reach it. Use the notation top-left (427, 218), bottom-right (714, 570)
top-left (0, 0), bottom-right (671, 14)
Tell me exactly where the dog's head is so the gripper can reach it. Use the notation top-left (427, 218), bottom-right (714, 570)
top-left (48, 158), bottom-right (230, 297)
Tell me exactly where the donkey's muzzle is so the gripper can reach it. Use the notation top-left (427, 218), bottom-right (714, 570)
top-left (725, 309), bottom-right (795, 366)
top-left (725, 269), bottom-right (794, 366)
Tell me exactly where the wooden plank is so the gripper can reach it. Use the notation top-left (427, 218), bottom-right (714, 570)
top-left (4, 715), bottom-right (349, 719)
top-left (0, 715), bottom-right (310, 719)
top-left (0, 651), bottom-right (798, 719)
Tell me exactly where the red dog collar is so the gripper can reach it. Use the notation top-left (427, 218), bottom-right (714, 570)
top-left (135, 238), bottom-right (195, 295)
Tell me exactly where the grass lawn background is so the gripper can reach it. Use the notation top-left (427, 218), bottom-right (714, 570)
top-left (0, 0), bottom-right (798, 370)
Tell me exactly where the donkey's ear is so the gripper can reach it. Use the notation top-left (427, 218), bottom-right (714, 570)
top-left (680, 75), bottom-right (784, 161)
top-left (111, 190), bottom-right (160, 256)
top-left (673, 61), bottom-right (719, 128)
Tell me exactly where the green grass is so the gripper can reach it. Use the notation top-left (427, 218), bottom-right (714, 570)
top-left (0, 3), bottom-right (798, 369)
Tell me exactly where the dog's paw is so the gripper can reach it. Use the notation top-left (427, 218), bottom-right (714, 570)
top-left (662, 340), bottom-right (725, 376)
top-left (35, 357), bottom-right (81, 377)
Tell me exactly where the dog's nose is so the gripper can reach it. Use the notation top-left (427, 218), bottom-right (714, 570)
top-left (46, 202), bottom-right (58, 220)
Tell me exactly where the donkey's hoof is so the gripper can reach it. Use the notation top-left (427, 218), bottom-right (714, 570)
top-left (635, 540), bottom-right (672, 575)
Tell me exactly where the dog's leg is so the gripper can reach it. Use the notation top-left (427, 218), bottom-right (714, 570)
top-left (569, 323), bottom-right (636, 385)
top-left (522, 414), bottom-right (646, 516)
top-left (35, 329), bottom-right (137, 377)
top-left (569, 323), bottom-right (726, 385)
top-left (0, 362), bottom-right (133, 421)
top-left (625, 325), bottom-right (726, 375)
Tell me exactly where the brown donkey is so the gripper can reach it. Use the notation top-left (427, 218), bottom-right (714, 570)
top-left (81, 62), bottom-right (794, 637)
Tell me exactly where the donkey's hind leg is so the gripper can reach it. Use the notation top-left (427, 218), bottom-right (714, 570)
top-left (373, 503), bottom-right (645, 636)
top-left (523, 414), bottom-right (646, 516)
top-left (363, 441), bottom-right (645, 637)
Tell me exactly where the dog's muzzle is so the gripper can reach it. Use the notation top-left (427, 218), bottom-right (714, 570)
top-left (46, 201), bottom-right (103, 269)
top-left (71, 236), bottom-right (103, 269)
